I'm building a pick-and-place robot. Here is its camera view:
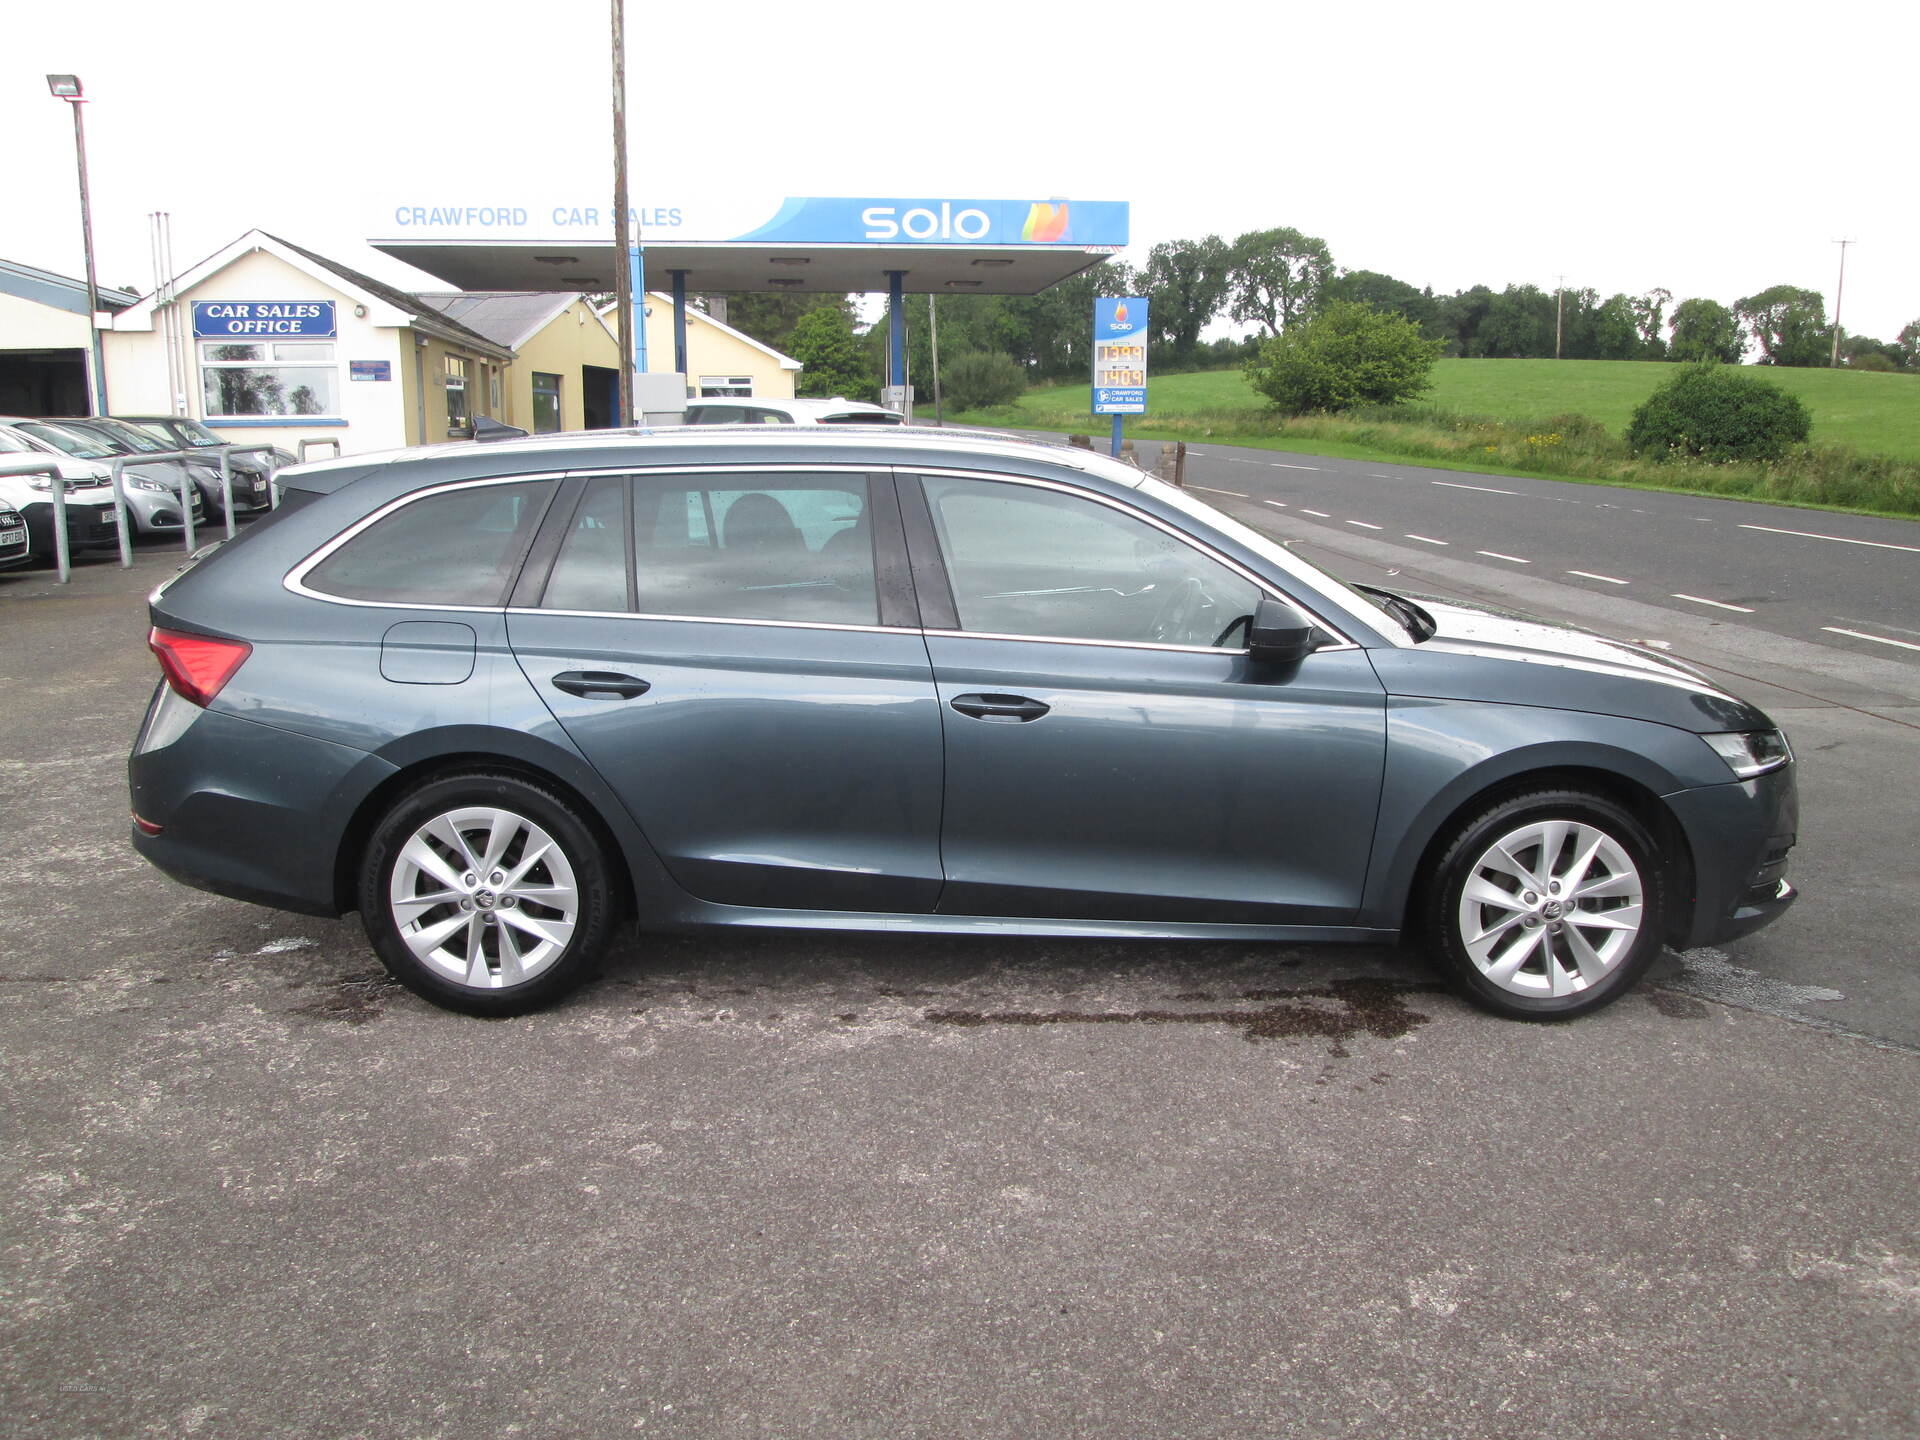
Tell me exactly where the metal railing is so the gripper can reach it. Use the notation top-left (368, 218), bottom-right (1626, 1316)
top-left (1, 441), bottom-right (297, 583)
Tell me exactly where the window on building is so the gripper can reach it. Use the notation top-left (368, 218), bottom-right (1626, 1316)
top-left (531, 373), bottom-right (563, 433)
top-left (444, 355), bottom-right (472, 436)
top-left (200, 341), bottom-right (339, 418)
top-left (699, 376), bottom-right (754, 397)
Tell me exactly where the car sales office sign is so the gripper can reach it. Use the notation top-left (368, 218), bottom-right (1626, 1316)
top-left (1092, 297), bottom-right (1148, 415)
top-left (192, 301), bottom-right (338, 338)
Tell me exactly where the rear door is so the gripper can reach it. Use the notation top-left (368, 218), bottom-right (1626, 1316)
top-left (507, 466), bottom-right (944, 913)
top-left (901, 469), bottom-right (1388, 925)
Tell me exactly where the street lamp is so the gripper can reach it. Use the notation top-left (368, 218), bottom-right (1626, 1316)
top-left (46, 72), bottom-right (107, 415)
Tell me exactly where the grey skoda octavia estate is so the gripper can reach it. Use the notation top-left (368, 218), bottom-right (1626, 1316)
top-left (129, 428), bottom-right (1797, 1019)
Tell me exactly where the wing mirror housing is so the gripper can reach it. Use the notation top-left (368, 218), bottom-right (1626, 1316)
top-left (1246, 595), bottom-right (1326, 665)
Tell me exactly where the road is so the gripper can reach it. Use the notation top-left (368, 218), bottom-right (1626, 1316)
top-left (3, 511), bottom-right (1917, 1440)
top-left (1132, 436), bottom-right (1920, 1051)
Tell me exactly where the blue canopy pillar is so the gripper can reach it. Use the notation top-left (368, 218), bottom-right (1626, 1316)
top-left (670, 269), bottom-right (689, 377)
top-left (628, 246), bottom-right (648, 374)
top-left (886, 269), bottom-right (907, 400)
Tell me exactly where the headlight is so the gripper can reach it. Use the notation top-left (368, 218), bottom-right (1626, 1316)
top-left (27, 476), bottom-right (54, 491)
top-left (129, 476), bottom-right (167, 492)
top-left (1703, 729), bottom-right (1792, 778)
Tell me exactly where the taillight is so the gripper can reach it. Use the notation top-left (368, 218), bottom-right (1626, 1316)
top-left (148, 626), bottom-right (251, 707)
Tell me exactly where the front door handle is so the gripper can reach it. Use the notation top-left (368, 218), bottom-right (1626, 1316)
top-left (552, 670), bottom-right (652, 700)
top-left (950, 692), bottom-right (1050, 723)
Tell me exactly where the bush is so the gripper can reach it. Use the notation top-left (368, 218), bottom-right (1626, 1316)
top-left (1626, 363), bottom-right (1812, 462)
top-left (1243, 301), bottom-right (1442, 414)
top-left (941, 351), bottom-right (1026, 411)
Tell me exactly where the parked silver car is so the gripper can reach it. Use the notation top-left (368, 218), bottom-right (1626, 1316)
top-left (0, 419), bottom-right (203, 539)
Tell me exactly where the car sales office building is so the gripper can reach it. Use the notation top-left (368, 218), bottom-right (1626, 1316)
top-left (99, 231), bottom-right (803, 456)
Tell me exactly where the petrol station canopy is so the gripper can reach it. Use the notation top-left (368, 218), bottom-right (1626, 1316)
top-left (370, 195), bottom-right (1129, 295)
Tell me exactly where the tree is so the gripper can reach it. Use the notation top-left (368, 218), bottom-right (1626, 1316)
top-left (1432, 285), bottom-right (1494, 357)
top-left (1227, 227), bottom-right (1333, 336)
top-left (787, 304), bottom-right (874, 400)
top-left (1475, 285), bottom-right (1556, 358)
top-left (941, 351), bottom-right (1026, 410)
top-left (1588, 294), bottom-right (1645, 361)
top-left (1143, 236), bottom-right (1232, 366)
top-left (1626, 363), bottom-right (1811, 461)
top-left (1243, 301), bottom-right (1443, 414)
top-left (1320, 270), bottom-right (1437, 334)
top-left (1838, 334), bottom-right (1901, 369)
top-left (1630, 289), bottom-right (1672, 359)
top-left (723, 292), bottom-right (856, 353)
top-left (1668, 298), bottom-right (1745, 364)
top-left (1892, 318), bottom-right (1920, 372)
top-left (1734, 285), bottom-right (1829, 366)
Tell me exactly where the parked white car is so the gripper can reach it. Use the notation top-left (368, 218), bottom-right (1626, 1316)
top-left (0, 427), bottom-right (120, 562)
top-left (0, 496), bottom-right (29, 571)
top-left (0, 418), bottom-right (201, 544)
top-left (682, 396), bottom-right (906, 427)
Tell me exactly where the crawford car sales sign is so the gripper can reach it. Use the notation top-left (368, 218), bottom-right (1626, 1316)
top-left (192, 301), bottom-right (338, 339)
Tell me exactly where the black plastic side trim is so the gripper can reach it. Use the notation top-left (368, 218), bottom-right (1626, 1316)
top-left (894, 473), bottom-right (959, 631)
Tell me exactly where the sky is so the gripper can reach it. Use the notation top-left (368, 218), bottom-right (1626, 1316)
top-left (7, 0), bottom-right (1916, 345)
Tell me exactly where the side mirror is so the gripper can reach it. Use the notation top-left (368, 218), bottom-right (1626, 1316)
top-left (1246, 595), bottom-right (1324, 665)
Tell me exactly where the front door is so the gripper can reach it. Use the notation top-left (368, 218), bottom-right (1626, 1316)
top-left (508, 468), bottom-right (943, 912)
top-left (904, 471), bottom-right (1387, 924)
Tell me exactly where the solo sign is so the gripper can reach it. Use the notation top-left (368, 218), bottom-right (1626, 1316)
top-left (192, 301), bottom-right (337, 339)
top-left (1092, 297), bottom-right (1148, 415)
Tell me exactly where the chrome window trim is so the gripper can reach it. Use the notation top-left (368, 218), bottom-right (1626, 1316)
top-left (504, 607), bottom-right (904, 636)
top-left (284, 471), bottom-right (567, 609)
top-left (904, 465), bottom-right (1358, 652)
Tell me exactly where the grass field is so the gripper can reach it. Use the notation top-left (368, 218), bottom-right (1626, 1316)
top-left (990, 360), bottom-right (1920, 460)
top-left (931, 359), bottom-right (1920, 517)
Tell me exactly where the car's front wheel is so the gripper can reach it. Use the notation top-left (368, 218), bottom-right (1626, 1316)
top-left (1423, 788), bottom-right (1667, 1020)
top-left (358, 772), bottom-right (615, 1016)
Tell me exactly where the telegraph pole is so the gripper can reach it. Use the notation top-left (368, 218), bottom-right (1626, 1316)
top-left (1555, 274), bottom-right (1567, 360)
top-left (1830, 239), bottom-right (1856, 368)
top-left (609, 0), bottom-right (634, 426)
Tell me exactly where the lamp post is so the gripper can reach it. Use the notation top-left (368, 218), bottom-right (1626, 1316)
top-left (46, 73), bottom-right (107, 416)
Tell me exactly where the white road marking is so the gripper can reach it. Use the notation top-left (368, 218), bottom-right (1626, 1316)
top-left (1568, 570), bottom-right (1630, 585)
top-left (1739, 523), bottom-right (1920, 554)
top-left (1263, 500), bottom-right (1288, 509)
top-left (1270, 462), bottom-right (1320, 470)
top-left (1405, 534), bottom-right (1449, 545)
top-left (1435, 480), bottom-right (1519, 495)
top-left (1476, 550), bottom-right (1531, 564)
top-left (1345, 520), bottom-right (1383, 530)
top-left (1823, 626), bottom-right (1920, 653)
top-left (1367, 473), bottom-right (1395, 479)
top-left (1301, 509), bottom-right (1331, 518)
top-left (1673, 593), bottom-right (1754, 613)
top-left (1190, 486), bottom-right (1247, 497)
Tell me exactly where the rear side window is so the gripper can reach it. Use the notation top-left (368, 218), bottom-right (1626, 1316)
top-left (306, 481), bottom-right (550, 606)
top-left (538, 473), bottom-right (876, 625)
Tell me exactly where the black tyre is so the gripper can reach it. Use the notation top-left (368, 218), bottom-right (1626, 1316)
top-left (1422, 787), bottom-right (1667, 1020)
top-left (358, 771), bottom-right (616, 1016)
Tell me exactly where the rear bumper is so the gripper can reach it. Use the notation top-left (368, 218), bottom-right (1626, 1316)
top-left (129, 688), bottom-right (394, 916)
top-left (1665, 763), bottom-right (1799, 948)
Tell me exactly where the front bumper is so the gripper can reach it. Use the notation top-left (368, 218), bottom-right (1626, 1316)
top-left (1665, 762), bottom-right (1799, 948)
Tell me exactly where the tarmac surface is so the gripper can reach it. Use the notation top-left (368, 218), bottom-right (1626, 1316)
top-left (3, 502), bottom-right (1917, 1439)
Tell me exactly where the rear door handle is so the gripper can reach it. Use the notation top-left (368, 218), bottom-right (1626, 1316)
top-left (552, 670), bottom-right (651, 700)
top-left (950, 692), bottom-right (1050, 723)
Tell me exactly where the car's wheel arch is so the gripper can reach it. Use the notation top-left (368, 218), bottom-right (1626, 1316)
top-left (330, 726), bottom-right (665, 919)
top-left (1375, 748), bottom-right (1698, 948)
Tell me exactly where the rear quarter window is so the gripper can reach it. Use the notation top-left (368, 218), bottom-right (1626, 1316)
top-left (304, 480), bottom-right (552, 606)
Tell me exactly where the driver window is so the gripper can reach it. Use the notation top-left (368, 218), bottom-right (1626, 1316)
top-left (921, 476), bottom-right (1262, 648)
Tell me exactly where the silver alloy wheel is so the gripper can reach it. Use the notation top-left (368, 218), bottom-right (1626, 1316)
top-left (388, 805), bottom-right (580, 990)
top-left (1455, 818), bottom-right (1645, 998)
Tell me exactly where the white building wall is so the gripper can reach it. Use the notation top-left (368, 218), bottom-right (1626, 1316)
top-left (0, 291), bottom-right (92, 350)
top-left (107, 248), bottom-right (412, 456)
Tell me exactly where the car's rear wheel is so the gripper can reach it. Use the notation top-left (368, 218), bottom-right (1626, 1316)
top-left (1423, 788), bottom-right (1666, 1020)
top-left (358, 772), bottom-right (614, 1016)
